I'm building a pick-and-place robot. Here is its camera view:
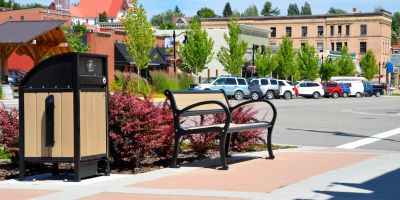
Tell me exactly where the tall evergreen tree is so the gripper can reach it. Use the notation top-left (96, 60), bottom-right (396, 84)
top-left (261, 1), bottom-right (280, 16)
top-left (276, 36), bottom-right (296, 80)
top-left (337, 46), bottom-right (356, 76)
top-left (222, 2), bottom-right (233, 17)
top-left (297, 43), bottom-right (319, 80)
top-left (217, 18), bottom-right (248, 76)
top-left (360, 50), bottom-right (378, 80)
top-left (98, 11), bottom-right (108, 22)
top-left (301, 2), bottom-right (312, 15)
top-left (287, 3), bottom-right (300, 16)
top-left (242, 4), bottom-right (259, 17)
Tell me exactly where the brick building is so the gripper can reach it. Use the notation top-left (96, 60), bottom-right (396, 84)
top-left (201, 10), bottom-right (392, 81)
top-left (0, 7), bottom-right (71, 23)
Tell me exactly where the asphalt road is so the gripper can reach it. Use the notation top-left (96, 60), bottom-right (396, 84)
top-left (254, 96), bottom-right (400, 152)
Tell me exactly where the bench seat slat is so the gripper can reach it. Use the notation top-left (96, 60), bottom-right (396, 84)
top-left (182, 122), bottom-right (272, 133)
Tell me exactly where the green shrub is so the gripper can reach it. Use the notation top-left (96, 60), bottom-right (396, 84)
top-left (111, 70), bottom-right (152, 96)
top-left (0, 146), bottom-right (14, 159)
top-left (150, 71), bottom-right (179, 94)
top-left (178, 73), bottom-right (194, 90)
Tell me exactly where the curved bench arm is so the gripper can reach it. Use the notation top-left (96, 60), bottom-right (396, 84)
top-left (178, 101), bottom-right (231, 133)
top-left (230, 99), bottom-right (277, 125)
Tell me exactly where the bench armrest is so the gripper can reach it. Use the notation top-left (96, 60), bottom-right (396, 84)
top-left (177, 100), bottom-right (231, 133)
top-left (230, 99), bottom-right (277, 125)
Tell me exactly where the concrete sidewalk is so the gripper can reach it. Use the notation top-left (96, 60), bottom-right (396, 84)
top-left (0, 147), bottom-right (399, 200)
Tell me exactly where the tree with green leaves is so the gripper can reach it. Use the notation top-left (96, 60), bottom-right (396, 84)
top-left (301, 2), bottom-right (312, 15)
top-left (217, 18), bottom-right (248, 76)
top-left (327, 7), bottom-right (347, 14)
top-left (72, 21), bottom-right (88, 33)
top-left (276, 36), bottom-right (296, 80)
top-left (337, 46), bottom-right (356, 76)
top-left (196, 7), bottom-right (217, 18)
top-left (297, 43), bottom-right (319, 80)
top-left (150, 6), bottom-right (184, 27)
top-left (242, 4), bottom-right (259, 17)
top-left (261, 1), bottom-right (280, 16)
top-left (392, 31), bottom-right (399, 45)
top-left (320, 59), bottom-right (338, 81)
top-left (255, 47), bottom-right (277, 77)
top-left (179, 21), bottom-right (214, 75)
top-left (99, 11), bottom-right (108, 22)
top-left (392, 12), bottom-right (400, 44)
top-left (360, 50), bottom-right (378, 80)
top-left (122, 0), bottom-right (155, 81)
top-left (65, 22), bottom-right (89, 53)
top-left (232, 10), bottom-right (241, 18)
top-left (287, 3), bottom-right (300, 16)
top-left (174, 5), bottom-right (183, 16)
top-left (222, 2), bottom-right (233, 17)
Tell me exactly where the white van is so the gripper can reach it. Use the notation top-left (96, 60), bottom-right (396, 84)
top-left (335, 81), bottom-right (364, 98)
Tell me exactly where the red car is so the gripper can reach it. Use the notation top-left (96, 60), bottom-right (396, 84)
top-left (321, 82), bottom-right (343, 98)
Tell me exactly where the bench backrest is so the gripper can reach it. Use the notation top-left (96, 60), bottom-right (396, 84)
top-left (165, 90), bottom-right (229, 116)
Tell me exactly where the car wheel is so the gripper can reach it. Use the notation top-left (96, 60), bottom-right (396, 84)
top-left (375, 91), bottom-right (381, 97)
top-left (332, 92), bottom-right (339, 99)
top-left (251, 92), bottom-right (259, 100)
top-left (343, 92), bottom-right (349, 98)
top-left (266, 91), bottom-right (275, 100)
top-left (283, 91), bottom-right (292, 100)
top-left (313, 92), bottom-right (321, 99)
top-left (204, 88), bottom-right (210, 90)
top-left (356, 92), bottom-right (362, 98)
top-left (234, 91), bottom-right (244, 100)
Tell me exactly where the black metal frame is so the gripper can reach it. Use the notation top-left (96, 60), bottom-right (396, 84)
top-left (19, 53), bottom-right (110, 182)
top-left (165, 90), bottom-right (278, 170)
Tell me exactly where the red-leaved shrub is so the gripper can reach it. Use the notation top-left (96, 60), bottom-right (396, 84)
top-left (0, 104), bottom-right (19, 156)
top-left (186, 115), bottom-right (219, 156)
top-left (214, 105), bottom-right (265, 152)
top-left (108, 93), bottom-right (174, 168)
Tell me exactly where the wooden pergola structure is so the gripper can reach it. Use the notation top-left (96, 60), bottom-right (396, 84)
top-left (0, 20), bottom-right (72, 83)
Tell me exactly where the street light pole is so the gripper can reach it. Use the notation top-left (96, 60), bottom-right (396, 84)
top-left (172, 30), bottom-right (187, 74)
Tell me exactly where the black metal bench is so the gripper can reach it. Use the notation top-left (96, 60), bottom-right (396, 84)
top-left (165, 89), bottom-right (277, 170)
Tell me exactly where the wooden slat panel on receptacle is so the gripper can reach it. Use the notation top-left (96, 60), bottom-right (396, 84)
top-left (98, 92), bottom-right (107, 154)
top-left (80, 92), bottom-right (87, 157)
top-left (24, 93), bottom-right (37, 157)
top-left (36, 93), bottom-right (48, 157)
top-left (86, 92), bottom-right (95, 156)
top-left (91, 92), bottom-right (100, 155)
top-left (49, 93), bottom-right (62, 157)
top-left (61, 92), bottom-right (74, 157)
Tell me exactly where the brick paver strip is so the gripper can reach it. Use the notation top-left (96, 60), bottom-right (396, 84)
top-left (0, 189), bottom-right (59, 200)
top-left (80, 192), bottom-right (246, 200)
top-left (132, 150), bottom-right (378, 193)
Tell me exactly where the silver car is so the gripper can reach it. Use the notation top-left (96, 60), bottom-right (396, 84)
top-left (190, 77), bottom-right (250, 100)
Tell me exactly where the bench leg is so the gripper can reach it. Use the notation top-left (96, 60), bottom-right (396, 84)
top-left (219, 132), bottom-right (229, 170)
top-left (267, 127), bottom-right (275, 159)
top-left (224, 133), bottom-right (231, 157)
top-left (169, 135), bottom-right (181, 168)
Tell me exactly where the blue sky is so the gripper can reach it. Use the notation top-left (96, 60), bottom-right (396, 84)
top-left (16, 0), bottom-right (400, 18)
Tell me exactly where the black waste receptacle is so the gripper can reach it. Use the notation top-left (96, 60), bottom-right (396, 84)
top-left (19, 52), bottom-right (110, 182)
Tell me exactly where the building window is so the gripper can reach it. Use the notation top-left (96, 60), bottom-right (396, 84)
top-left (269, 43), bottom-right (277, 46)
top-left (318, 26), bottom-right (323, 36)
top-left (346, 25), bottom-right (350, 36)
top-left (8, 16), bottom-right (12, 20)
top-left (271, 27), bottom-right (276, 38)
top-left (330, 25), bottom-right (334, 36)
top-left (336, 42), bottom-right (343, 51)
top-left (331, 42), bottom-right (335, 51)
top-left (344, 42), bottom-right (348, 47)
top-left (360, 25), bottom-right (367, 36)
top-left (86, 19), bottom-right (89, 23)
top-left (111, 18), bottom-right (114, 22)
top-left (317, 42), bottom-right (324, 52)
top-left (302, 26), bottom-right (308, 37)
top-left (338, 25), bottom-right (342, 36)
top-left (20, 16), bottom-right (24, 21)
top-left (301, 43), bottom-right (306, 48)
top-left (286, 27), bottom-right (292, 37)
top-left (360, 42), bottom-right (367, 54)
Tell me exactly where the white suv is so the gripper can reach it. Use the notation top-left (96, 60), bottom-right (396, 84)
top-left (250, 78), bottom-right (280, 99)
top-left (296, 81), bottom-right (324, 99)
top-left (277, 80), bottom-right (296, 100)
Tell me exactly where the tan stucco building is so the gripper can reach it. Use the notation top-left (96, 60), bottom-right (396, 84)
top-left (201, 10), bottom-right (392, 81)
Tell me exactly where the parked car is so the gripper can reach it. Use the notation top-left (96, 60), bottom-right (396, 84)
top-left (277, 79), bottom-right (296, 100)
top-left (339, 83), bottom-right (351, 98)
top-left (372, 84), bottom-right (384, 97)
top-left (190, 76), bottom-right (250, 100)
top-left (322, 82), bottom-right (343, 98)
top-left (296, 81), bottom-right (324, 99)
top-left (336, 81), bottom-right (364, 98)
top-left (247, 81), bottom-right (263, 100)
top-left (249, 78), bottom-right (280, 99)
